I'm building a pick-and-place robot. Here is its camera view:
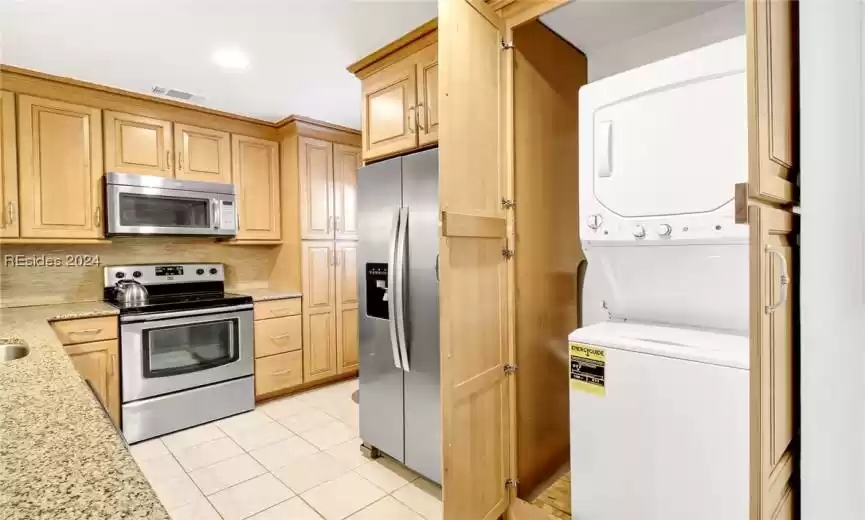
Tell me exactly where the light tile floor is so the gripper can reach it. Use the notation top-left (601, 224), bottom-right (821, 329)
top-left (130, 378), bottom-right (442, 520)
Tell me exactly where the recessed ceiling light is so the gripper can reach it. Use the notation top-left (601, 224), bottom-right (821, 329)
top-left (212, 47), bottom-right (250, 71)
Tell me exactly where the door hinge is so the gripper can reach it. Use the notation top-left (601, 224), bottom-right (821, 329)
top-left (503, 363), bottom-right (518, 374)
top-left (505, 478), bottom-right (520, 489)
top-left (501, 198), bottom-right (515, 209)
top-left (501, 39), bottom-right (514, 50)
top-left (502, 248), bottom-right (514, 259)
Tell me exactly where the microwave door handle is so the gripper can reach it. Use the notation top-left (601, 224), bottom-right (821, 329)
top-left (212, 199), bottom-right (220, 230)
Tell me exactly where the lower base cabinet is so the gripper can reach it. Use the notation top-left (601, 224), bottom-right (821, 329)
top-left (255, 351), bottom-right (303, 396)
top-left (252, 297), bottom-right (305, 399)
top-left (64, 340), bottom-right (120, 425)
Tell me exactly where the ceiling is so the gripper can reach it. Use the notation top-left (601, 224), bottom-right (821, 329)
top-left (0, 0), bottom-right (437, 128)
top-left (541, 0), bottom-right (732, 53)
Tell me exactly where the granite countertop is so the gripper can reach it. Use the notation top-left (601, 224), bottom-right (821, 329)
top-left (0, 302), bottom-right (168, 520)
top-left (228, 287), bottom-right (302, 302)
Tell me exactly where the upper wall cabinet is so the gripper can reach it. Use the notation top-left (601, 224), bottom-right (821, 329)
top-left (299, 136), bottom-right (335, 240)
top-left (348, 19), bottom-right (438, 161)
top-left (175, 123), bottom-right (231, 184)
top-left (333, 144), bottom-right (361, 240)
top-left (17, 95), bottom-right (104, 239)
top-left (104, 111), bottom-right (173, 177)
top-left (0, 91), bottom-right (19, 238)
top-left (232, 135), bottom-right (280, 241)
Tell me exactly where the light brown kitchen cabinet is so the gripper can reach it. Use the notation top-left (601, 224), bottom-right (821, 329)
top-left (362, 60), bottom-right (418, 160)
top-left (299, 137), bottom-right (334, 240)
top-left (174, 123), bottom-right (231, 184)
top-left (415, 44), bottom-right (439, 146)
top-left (65, 340), bottom-right (120, 425)
top-left (0, 90), bottom-right (19, 238)
top-left (104, 110), bottom-right (173, 177)
top-left (17, 95), bottom-right (104, 239)
top-left (335, 242), bottom-right (359, 373)
top-left (348, 20), bottom-right (438, 160)
top-left (333, 144), bottom-right (361, 241)
top-left (301, 241), bottom-right (338, 382)
top-left (232, 135), bottom-right (280, 241)
top-left (252, 296), bottom-right (303, 399)
top-left (255, 351), bottom-right (303, 396)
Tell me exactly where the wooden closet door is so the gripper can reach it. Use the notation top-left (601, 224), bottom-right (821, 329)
top-left (439, 0), bottom-right (512, 518)
top-left (333, 144), bottom-right (360, 241)
top-left (335, 241), bottom-right (359, 373)
top-left (104, 111), bottom-right (173, 177)
top-left (749, 205), bottom-right (796, 520)
top-left (746, 0), bottom-right (798, 204)
top-left (416, 43), bottom-right (439, 146)
top-left (0, 90), bottom-right (19, 237)
top-left (302, 241), bottom-right (337, 382)
top-left (362, 59), bottom-right (418, 160)
top-left (299, 137), bottom-right (334, 240)
top-left (18, 95), bottom-right (104, 239)
top-left (174, 123), bottom-right (231, 184)
top-left (232, 135), bottom-right (280, 240)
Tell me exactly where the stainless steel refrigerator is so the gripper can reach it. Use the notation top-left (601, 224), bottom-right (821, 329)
top-left (357, 148), bottom-right (441, 484)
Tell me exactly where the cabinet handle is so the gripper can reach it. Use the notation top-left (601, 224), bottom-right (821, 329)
top-left (166, 150), bottom-right (172, 170)
top-left (416, 102), bottom-right (426, 131)
top-left (7, 201), bottom-right (14, 225)
top-left (335, 216), bottom-right (341, 232)
top-left (271, 368), bottom-right (293, 376)
top-left (94, 207), bottom-right (102, 227)
top-left (408, 105), bottom-right (415, 134)
top-left (764, 245), bottom-right (790, 314)
top-left (70, 328), bottom-right (103, 335)
top-left (269, 309), bottom-right (291, 317)
top-left (109, 353), bottom-right (116, 376)
top-left (269, 333), bottom-right (292, 341)
top-left (327, 216), bottom-right (333, 233)
top-left (335, 251), bottom-right (340, 266)
top-left (178, 152), bottom-right (183, 171)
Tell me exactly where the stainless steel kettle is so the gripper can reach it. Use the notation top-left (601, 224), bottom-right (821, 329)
top-left (115, 279), bottom-right (148, 305)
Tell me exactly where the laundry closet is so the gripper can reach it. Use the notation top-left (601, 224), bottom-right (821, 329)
top-left (434, 1), bottom-right (798, 519)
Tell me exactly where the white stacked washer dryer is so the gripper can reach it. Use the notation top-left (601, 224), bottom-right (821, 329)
top-left (569, 36), bottom-right (753, 520)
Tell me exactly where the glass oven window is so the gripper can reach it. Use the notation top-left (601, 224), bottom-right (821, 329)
top-left (119, 193), bottom-right (210, 228)
top-left (143, 319), bottom-right (238, 377)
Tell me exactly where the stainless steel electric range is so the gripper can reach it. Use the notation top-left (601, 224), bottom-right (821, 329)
top-left (104, 263), bottom-right (254, 444)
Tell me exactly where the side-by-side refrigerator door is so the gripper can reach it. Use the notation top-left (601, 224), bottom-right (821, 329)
top-left (358, 157), bottom-right (405, 462)
top-left (401, 149), bottom-right (441, 484)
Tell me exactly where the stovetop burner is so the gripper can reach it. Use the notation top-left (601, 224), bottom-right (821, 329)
top-left (103, 263), bottom-right (252, 315)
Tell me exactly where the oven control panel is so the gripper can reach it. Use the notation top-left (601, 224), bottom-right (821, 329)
top-left (104, 264), bottom-right (225, 286)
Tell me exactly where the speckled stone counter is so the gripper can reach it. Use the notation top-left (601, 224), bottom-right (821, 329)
top-left (0, 302), bottom-right (168, 520)
top-left (228, 287), bottom-right (302, 302)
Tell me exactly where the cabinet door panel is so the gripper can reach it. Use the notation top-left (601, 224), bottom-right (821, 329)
top-left (746, 0), bottom-right (797, 204)
top-left (232, 135), bottom-right (280, 240)
top-left (0, 90), bottom-right (19, 237)
top-left (302, 241), bottom-right (337, 382)
top-left (65, 339), bottom-right (120, 425)
top-left (336, 242), bottom-right (359, 373)
top-left (104, 111), bottom-right (172, 177)
top-left (362, 60), bottom-right (418, 160)
top-left (333, 144), bottom-right (360, 241)
top-left (299, 137), bottom-right (334, 240)
top-left (174, 123), bottom-right (231, 184)
top-left (416, 44), bottom-right (439, 146)
top-left (749, 205), bottom-right (796, 520)
top-left (18, 95), bottom-right (103, 238)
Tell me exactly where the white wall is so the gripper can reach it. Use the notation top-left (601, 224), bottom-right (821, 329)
top-left (800, 1), bottom-right (865, 519)
top-left (586, 3), bottom-right (744, 81)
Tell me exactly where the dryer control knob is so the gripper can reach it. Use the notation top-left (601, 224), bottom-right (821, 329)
top-left (587, 214), bottom-right (603, 230)
top-left (633, 225), bottom-right (646, 239)
top-left (656, 224), bottom-right (672, 237)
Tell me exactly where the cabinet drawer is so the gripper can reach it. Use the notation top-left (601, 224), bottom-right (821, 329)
top-left (51, 316), bottom-right (118, 345)
top-left (253, 298), bottom-right (302, 321)
top-left (255, 351), bottom-right (303, 396)
top-left (254, 315), bottom-right (302, 358)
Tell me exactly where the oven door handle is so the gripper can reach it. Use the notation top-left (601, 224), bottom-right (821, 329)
top-left (120, 303), bottom-right (253, 323)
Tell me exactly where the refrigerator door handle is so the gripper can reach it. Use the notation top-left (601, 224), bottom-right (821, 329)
top-left (395, 207), bottom-right (410, 372)
top-left (387, 208), bottom-right (403, 369)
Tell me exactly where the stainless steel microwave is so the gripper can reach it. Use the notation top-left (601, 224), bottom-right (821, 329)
top-left (105, 172), bottom-right (237, 237)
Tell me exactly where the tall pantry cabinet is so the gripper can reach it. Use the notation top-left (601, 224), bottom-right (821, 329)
top-left (279, 120), bottom-right (362, 384)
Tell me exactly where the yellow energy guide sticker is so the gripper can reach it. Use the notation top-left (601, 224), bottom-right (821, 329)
top-left (570, 342), bottom-right (606, 396)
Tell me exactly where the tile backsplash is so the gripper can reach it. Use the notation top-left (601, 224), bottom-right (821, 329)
top-left (0, 237), bottom-right (280, 308)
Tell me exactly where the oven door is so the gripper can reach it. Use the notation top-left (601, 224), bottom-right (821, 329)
top-left (106, 184), bottom-right (237, 236)
top-left (120, 305), bottom-right (253, 402)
